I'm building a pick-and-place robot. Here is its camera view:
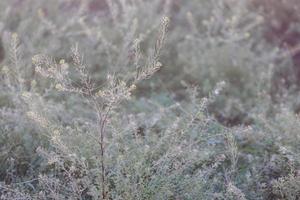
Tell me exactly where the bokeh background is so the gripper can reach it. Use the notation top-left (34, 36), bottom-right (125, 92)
top-left (1, 0), bottom-right (300, 199)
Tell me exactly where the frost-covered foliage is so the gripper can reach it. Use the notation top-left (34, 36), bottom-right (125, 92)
top-left (1, 0), bottom-right (300, 199)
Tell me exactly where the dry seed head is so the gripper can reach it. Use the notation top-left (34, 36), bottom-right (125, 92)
top-left (32, 56), bottom-right (38, 64)
top-left (32, 54), bottom-right (44, 65)
top-left (162, 16), bottom-right (170, 25)
top-left (119, 80), bottom-right (126, 87)
top-left (31, 80), bottom-right (37, 88)
top-left (55, 83), bottom-right (64, 91)
top-left (95, 90), bottom-right (104, 97)
top-left (59, 59), bottom-right (65, 65)
top-left (11, 33), bottom-right (18, 40)
top-left (53, 129), bottom-right (60, 136)
top-left (129, 84), bottom-right (137, 91)
top-left (1, 65), bottom-right (9, 73)
top-left (51, 129), bottom-right (61, 142)
top-left (21, 91), bottom-right (31, 99)
top-left (156, 61), bottom-right (162, 68)
top-left (214, 81), bottom-right (226, 95)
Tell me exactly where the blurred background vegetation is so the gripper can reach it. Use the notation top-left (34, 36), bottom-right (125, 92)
top-left (1, 0), bottom-right (300, 199)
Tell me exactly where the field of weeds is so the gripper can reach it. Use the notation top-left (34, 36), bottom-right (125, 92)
top-left (0, 0), bottom-right (300, 199)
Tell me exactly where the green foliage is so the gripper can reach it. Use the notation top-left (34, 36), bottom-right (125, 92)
top-left (0, 0), bottom-right (300, 199)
